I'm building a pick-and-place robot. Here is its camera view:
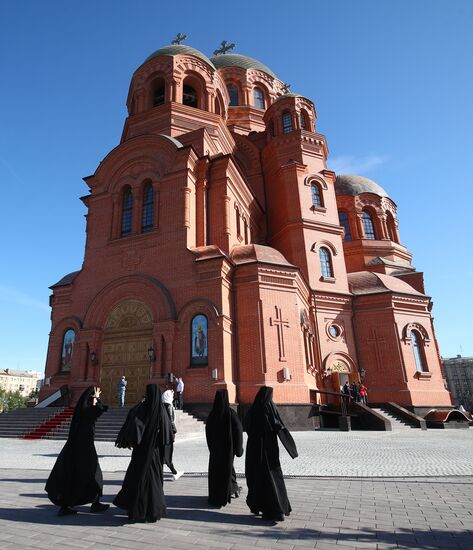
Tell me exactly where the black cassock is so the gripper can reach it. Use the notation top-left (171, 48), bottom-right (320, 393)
top-left (45, 386), bottom-right (108, 507)
top-left (244, 386), bottom-right (298, 521)
top-left (205, 389), bottom-right (243, 506)
top-left (113, 384), bottom-right (172, 522)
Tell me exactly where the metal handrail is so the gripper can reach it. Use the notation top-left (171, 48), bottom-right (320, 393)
top-left (312, 389), bottom-right (350, 417)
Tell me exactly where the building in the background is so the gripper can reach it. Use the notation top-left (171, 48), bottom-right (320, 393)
top-left (40, 40), bottom-right (452, 418)
top-left (443, 355), bottom-right (473, 409)
top-left (0, 369), bottom-right (41, 397)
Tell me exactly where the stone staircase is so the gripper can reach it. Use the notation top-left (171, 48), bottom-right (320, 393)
top-left (0, 407), bottom-right (66, 438)
top-left (370, 406), bottom-right (419, 430)
top-left (46, 407), bottom-right (205, 442)
top-left (0, 406), bottom-right (206, 441)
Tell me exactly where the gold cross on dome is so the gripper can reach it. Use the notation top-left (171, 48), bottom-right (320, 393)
top-left (171, 33), bottom-right (187, 45)
top-left (213, 40), bottom-right (236, 56)
top-left (281, 83), bottom-right (291, 94)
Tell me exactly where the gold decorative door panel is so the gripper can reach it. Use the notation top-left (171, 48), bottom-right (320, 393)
top-left (100, 338), bottom-right (152, 406)
top-left (100, 300), bottom-right (155, 407)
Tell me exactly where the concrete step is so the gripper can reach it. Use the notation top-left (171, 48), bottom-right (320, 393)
top-left (371, 407), bottom-right (418, 429)
top-left (0, 407), bottom-right (67, 438)
top-left (43, 408), bottom-right (205, 441)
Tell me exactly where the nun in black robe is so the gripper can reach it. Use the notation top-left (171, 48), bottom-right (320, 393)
top-left (205, 389), bottom-right (244, 506)
top-left (45, 386), bottom-right (109, 516)
top-left (113, 384), bottom-right (172, 522)
top-left (244, 386), bottom-right (298, 522)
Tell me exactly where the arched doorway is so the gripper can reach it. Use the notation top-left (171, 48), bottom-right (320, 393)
top-left (100, 300), bottom-right (153, 406)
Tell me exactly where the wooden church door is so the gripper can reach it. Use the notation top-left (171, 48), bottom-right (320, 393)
top-left (100, 300), bottom-right (154, 406)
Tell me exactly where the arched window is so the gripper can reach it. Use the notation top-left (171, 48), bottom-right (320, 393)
top-left (141, 183), bottom-right (154, 233)
top-left (253, 87), bottom-right (265, 109)
top-left (411, 331), bottom-right (428, 372)
top-left (282, 111), bottom-right (293, 133)
top-left (227, 84), bottom-right (239, 106)
top-left (300, 110), bottom-right (309, 130)
top-left (60, 329), bottom-right (75, 372)
top-left (311, 183), bottom-right (323, 208)
top-left (386, 212), bottom-right (398, 242)
top-left (338, 211), bottom-right (352, 241)
top-left (153, 78), bottom-right (165, 107)
top-left (319, 247), bottom-right (334, 278)
top-left (362, 210), bottom-right (376, 240)
top-left (183, 84), bottom-right (198, 108)
top-left (191, 314), bottom-right (208, 366)
top-left (235, 206), bottom-right (242, 240)
top-left (121, 188), bottom-right (133, 237)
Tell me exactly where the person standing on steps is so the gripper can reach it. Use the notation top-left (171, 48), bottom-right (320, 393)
top-left (175, 377), bottom-right (184, 410)
top-left (45, 386), bottom-right (109, 516)
top-left (161, 383), bottom-right (184, 480)
top-left (117, 376), bottom-right (127, 408)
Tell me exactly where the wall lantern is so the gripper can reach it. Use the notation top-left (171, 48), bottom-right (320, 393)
top-left (147, 346), bottom-right (156, 363)
top-left (89, 351), bottom-right (98, 366)
top-left (167, 372), bottom-right (175, 384)
top-left (322, 368), bottom-right (332, 379)
top-left (283, 367), bottom-right (291, 382)
top-left (211, 368), bottom-right (218, 381)
top-left (360, 368), bottom-right (366, 382)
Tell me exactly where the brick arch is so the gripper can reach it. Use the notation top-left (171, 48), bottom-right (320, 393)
top-left (51, 315), bottom-right (83, 336)
top-left (84, 274), bottom-right (177, 329)
top-left (311, 240), bottom-right (338, 256)
top-left (323, 351), bottom-right (358, 375)
top-left (402, 322), bottom-right (430, 343)
top-left (177, 298), bottom-right (221, 329)
top-left (92, 134), bottom-right (183, 190)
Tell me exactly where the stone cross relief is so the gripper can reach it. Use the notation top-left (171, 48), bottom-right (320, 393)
top-left (270, 306), bottom-right (290, 362)
top-left (367, 328), bottom-right (386, 369)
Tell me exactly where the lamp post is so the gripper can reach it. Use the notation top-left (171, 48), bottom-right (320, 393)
top-left (147, 346), bottom-right (156, 379)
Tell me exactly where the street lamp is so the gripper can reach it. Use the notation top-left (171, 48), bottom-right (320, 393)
top-left (147, 346), bottom-right (156, 362)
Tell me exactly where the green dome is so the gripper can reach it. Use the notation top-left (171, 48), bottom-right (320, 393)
top-left (145, 45), bottom-right (216, 69)
top-left (335, 174), bottom-right (389, 198)
top-left (210, 53), bottom-right (276, 78)
top-left (274, 92), bottom-right (311, 103)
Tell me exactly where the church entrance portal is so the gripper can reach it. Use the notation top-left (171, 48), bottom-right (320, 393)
top-left (100, 300), bottom-right (154, 406)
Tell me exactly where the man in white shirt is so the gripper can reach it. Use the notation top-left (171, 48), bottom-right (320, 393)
top-left (176, 377), bottom-right (184, 410)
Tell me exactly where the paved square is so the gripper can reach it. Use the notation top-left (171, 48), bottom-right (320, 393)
top-left (1, 431), bottom-right (473, 549)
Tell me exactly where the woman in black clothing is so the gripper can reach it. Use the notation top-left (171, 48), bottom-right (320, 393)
top-left (45, 386), bottom-right (109, 516)
top-left (113, 384), bottom-right (172, 522)
top-left (206, 389), bottom-right (243, 507)
top-left (244, 386), bottom-right (298, 522)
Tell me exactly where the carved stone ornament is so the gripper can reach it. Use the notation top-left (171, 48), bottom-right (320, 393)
top-left (331, 360), bottom-right (350, 373)
top-left (105, 300), bottom-right (153, 329)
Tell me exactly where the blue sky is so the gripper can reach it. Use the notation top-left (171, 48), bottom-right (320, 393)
top-left (0, 0), bottom-right (472, 375)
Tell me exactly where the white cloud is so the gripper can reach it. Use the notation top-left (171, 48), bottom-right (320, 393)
top-left (328, 154), bottom-right (386, 175)
top-left (0, 285), bottom-right (49, 312)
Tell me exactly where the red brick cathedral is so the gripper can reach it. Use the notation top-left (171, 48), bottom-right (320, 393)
top-left (42, 41), bottom-right (452, 417)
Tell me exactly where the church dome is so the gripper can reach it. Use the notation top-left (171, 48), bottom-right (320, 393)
top-left (335, 174), bottom-right (389, 198)
top-left (274, 93), bottom-right (307, 101)
top-left (210, 53), bottom-right (276, 78)
top-left (145, 44), bottom-right (216, 69)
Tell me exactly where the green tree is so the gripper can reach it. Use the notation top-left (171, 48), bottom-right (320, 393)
top-left (0, 389), bottom-right (28, 412)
